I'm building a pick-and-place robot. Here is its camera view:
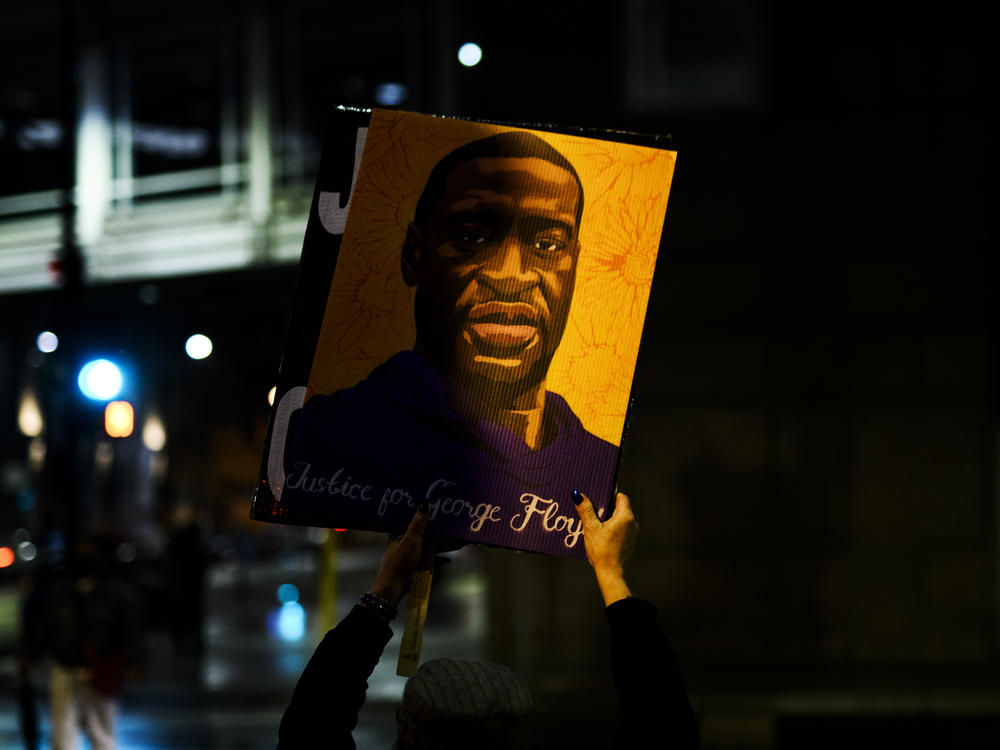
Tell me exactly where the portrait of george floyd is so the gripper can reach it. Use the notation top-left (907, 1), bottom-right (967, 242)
top-left (265, 109), bottom-right (676, 558)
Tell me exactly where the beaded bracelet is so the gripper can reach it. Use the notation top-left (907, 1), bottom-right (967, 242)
top-left (360, 591), bottom-right (398, 620)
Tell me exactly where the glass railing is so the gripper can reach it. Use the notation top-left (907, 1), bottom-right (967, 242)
top-left (0, 163), bottom-right (314, 293)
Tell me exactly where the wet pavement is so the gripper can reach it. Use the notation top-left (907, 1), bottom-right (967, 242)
top-left (6, 542), bottom-right (1000, 749)
top-left (0, 539), bottom-right (487, 749)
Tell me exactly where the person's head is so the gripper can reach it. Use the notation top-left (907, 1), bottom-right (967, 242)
top-left (395, 658), bottom-right (533, 749)
top-left (402, 131), bottom-right (584, 402)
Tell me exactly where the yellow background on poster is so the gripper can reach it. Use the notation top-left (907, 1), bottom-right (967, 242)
top-left (307, 109), bottom-right (676, 447)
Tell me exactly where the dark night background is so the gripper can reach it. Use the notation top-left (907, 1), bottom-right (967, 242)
top-left (0, 1), bottom-right (994, 748)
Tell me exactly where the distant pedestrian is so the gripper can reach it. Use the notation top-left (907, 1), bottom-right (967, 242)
top-left (164, 502), bottom-right (208, 660)
top-left (17, 573), bottom-right (41, 750)
top-left (27, 538), bottom-right (140, 750)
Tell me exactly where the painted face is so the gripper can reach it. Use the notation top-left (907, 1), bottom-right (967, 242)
top-left (405, 156), bottom-right (582, 396)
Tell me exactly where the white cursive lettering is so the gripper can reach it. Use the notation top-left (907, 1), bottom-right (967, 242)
top-left (509, 493), bottom-right (584, 548)
top-left (284, 463), bottom-right (373, 502)
top-left (424, 478), bottom-right (502, 533)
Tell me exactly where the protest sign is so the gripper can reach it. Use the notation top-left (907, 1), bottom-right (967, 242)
top-left (251, 107), bottom-right (675, 558)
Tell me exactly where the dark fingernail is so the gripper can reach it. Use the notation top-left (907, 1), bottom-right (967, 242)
top-left (570, 489), bottom-right (583, 505)
top-left (418, 501), bottom-right (429, 514)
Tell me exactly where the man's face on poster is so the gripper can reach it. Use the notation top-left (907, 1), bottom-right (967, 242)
top-left (404, 155), bottom-right (582, 395)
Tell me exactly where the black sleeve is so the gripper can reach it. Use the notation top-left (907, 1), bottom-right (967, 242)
top-left (606, 597), bottom-right (699, 749)
top-left (277, 605), bottom-right (394, 750)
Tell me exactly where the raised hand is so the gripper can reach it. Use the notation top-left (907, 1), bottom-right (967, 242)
top-left (572, 490), bottom-right (637, 606)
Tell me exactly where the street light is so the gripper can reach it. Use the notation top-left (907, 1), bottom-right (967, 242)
top-left (458, 42), bottom-right (483, 67)
top-left (142, 413), bottom-right (167, 451)
top-left (77, 358), bottom-right (123, 401)
top-left (36, 331), bottom-right (59, 353)
top-left (18, 389), bottom-right (43, 437)
top-left (185, 334), bottom-right (213, 360)
top-left (105, 401), bottom-right (134, 438)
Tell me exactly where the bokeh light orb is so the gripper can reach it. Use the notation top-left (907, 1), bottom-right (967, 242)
top-left (277, 601), bottom-right (306, 641)
top-left (185, 334), bottom-right (213, 360)
top-left (78, 359), bottom-right (123, 401)
top-left (36, 331), bottom-right (59, 353)
top-left (142, 414), bottom-right (167, 452)
top-left (277, 583), bottom-right (300, 604)
top-left (458, 42), bottom-right (482, 67)
top-left (374, 82), bottom-right (408, 106)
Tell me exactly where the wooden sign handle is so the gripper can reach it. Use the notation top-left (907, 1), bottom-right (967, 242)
top-left (396, 567), bottom-right (434, 676)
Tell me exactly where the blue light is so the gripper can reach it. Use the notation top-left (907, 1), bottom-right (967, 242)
top-left (374, 82), bottom-right (408, 106)
top-left (77, 359), bottom-right (123, 401)
top-left (277, 583), bottom-right (300, 604)
top-left (277, 602), bottom-right (306, 641)
top-left (17, 490), bottom-right (34, 512)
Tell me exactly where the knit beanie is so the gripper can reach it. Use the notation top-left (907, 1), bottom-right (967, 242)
top-left (396, 658), bottom-right (533, 749)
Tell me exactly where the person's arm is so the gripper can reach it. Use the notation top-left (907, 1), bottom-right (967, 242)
top-left (573, 491), bottom-right (700, 749)
top-left (277, 506), bottom-right (431, 750)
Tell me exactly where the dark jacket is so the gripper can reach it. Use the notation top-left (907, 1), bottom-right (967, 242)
top-left (29, 572), bottom-right (140, 696)
top-left (277, 597), bottom-right (699, 749)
